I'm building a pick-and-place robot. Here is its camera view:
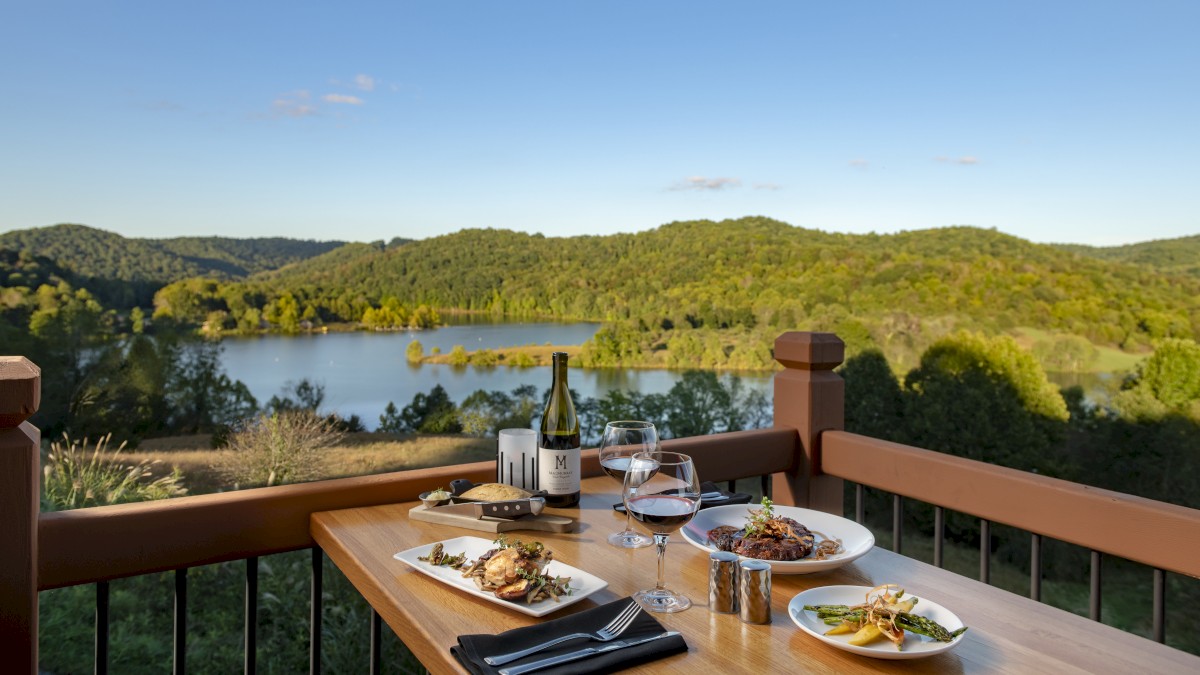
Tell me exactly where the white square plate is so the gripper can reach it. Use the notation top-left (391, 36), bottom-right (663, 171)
top-left (394, 535), bottom-right (608, 617)
top-left (789, 585), bottom-right (967, 659)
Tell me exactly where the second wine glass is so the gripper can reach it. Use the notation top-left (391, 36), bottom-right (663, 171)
top-left (622, 450), bottom-right (701, 613)
top-left (598, 421), bottom-right (657, 549)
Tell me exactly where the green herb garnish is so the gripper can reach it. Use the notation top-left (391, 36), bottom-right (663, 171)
top-left (744, 496), bottom-right (774, 536)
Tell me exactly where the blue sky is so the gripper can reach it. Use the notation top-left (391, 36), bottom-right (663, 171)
top-left (2, 1), bottom-right (1197, 246)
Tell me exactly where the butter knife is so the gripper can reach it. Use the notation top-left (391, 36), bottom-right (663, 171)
top-left (497, 631), bottom-right (680, 675)
top-left (428, 497), bottom-right (545, 519)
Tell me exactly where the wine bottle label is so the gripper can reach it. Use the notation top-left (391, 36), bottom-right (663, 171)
top-left (537, 446), bottom-right (580, 495)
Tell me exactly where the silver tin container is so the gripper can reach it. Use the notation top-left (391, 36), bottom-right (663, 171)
top-left (708, 551), bottom-right (740, 614)
top-left (737, 559), bottom-right (772, 624)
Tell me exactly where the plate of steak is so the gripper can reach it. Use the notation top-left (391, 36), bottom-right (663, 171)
top-left (682, 503), bottom-right (874, 574)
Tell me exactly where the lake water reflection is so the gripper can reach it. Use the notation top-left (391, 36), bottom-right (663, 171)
top-left (219, 323), bottom-right (773, 427)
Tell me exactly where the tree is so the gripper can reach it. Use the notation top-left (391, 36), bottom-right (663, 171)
top-left (1123, 338), bottom-right (1200, 411)
top-left (399, 385), bottom-right (462, 433)
top-left (663, 371), bottom-right (732, 438)
top-left (840, 349), bottom-right (905, 441)
top-left (166, 339), bottom-right (259, 434)
top-left (902, 331), bottom-right (1067, 475)
top-left (378, 401), bottom-right (404, 433)
top-left (406, 340), bottom-right (424, 364)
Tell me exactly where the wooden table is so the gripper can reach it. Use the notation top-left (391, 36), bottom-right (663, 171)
top-left (311, 477), bottom-right (1199, 674)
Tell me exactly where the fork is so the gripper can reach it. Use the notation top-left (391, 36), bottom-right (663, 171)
top-left (483, 601), bottom-right (643, 666)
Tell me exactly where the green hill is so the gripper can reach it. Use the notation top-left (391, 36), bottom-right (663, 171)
top-left (154, 218), bottom-right (1199, 367)
top-left (1055, 235), bottom-right (1200, 277)
top-left (0, 224), bottom-right (345, 306)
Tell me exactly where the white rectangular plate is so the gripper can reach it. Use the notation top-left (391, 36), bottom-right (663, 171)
top-left (394, 535), bottom-right (608, 617)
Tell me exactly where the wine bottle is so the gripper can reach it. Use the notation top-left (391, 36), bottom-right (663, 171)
top-left (538, 352), bottom-right (581, 507)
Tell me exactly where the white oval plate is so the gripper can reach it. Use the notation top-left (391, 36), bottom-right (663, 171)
top-left (394, 536), bottom-right (608, 617)
top-left (789, 585), bottom-right (967, 660)
top-left (680, 504), bottom-right (874, 574)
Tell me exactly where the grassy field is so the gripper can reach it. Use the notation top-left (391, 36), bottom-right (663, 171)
top-left (1012, 326), bottom-right (1147, 373)
top-left (131, 432), bottom-right (496, 495)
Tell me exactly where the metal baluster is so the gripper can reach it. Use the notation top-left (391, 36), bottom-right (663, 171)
top-left (370, 609), bottom-right (383, 675)
top-left (854, 484), bottom-right (864, 524)
top-left (311, 547), bottom-right (323, 675)
top-left (174, 568), bottom-right (187, 675)
top-left (1152, 568), bottom-right (1166, 643)
top-left (933, 507), bottom-right (944, 568)
top-left (246, 556), bottom-right (258, 675)
top-left (892, 495), bottom-right (902, 554)
top-left (979, 520), bottom-right (990, 584)
top-left (95, 580), bottom-right (109, 675)
top-left (726, 480), bottom-right (735, 494)
top-left (1030, 534), bottom-right (1042, 601)
top-left (1089, 551), bottom-right (1102, 621)
top-left (761, 474), bottom-right (771, 501)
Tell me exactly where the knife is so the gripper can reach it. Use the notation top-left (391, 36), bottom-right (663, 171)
top-left (427, 497), bottom-right (545, 520)
top-left (497, 631), bottom-right (680, 675)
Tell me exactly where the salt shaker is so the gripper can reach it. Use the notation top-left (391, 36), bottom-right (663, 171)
top-left (708, 551), bottom-right (740, 614)
top-left (737, 559), bottom-right (772, 624)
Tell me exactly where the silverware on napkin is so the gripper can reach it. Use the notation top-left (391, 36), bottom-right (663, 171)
top-left (496, 631), bottom-right (681, 675)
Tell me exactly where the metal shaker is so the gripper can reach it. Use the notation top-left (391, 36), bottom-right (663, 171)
top-left (708, 551), bottom-right (740, 614)
top-left (737, 559), bottom-right (772, 624)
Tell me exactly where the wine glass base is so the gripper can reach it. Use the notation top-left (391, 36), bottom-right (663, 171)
top-left (633, 588), bottom-right (692, 613)
top-left (607, 530), bottom-right (653, 549)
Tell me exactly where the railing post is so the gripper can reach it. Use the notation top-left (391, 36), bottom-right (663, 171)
top-left (772, 332), bottom-right (844, 513)
top-left (0, 357), bottom-right (42, 675)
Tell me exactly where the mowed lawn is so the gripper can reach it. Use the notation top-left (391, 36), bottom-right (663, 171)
top-left (127, 432), bottom-right (497, 495)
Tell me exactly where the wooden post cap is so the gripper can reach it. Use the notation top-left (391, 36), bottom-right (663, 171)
top-left (0, 357), bottom-right (41, 428)
top-left (773, 332), bottom-right (844, 370)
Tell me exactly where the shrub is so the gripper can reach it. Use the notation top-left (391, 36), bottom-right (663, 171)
top-left (405, 339), bottom-right (424, 364)
top-left (42, 434), bottom-right (187, 510)
top-left (215, 412), bottom-right (343, 488)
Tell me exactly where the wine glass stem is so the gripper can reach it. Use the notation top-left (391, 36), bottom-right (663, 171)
top-left (654, 533), bottom-right (669, 591)
top-left (624, 509), bottom-right (635, 533)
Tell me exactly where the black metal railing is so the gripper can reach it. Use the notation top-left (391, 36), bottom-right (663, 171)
top-left (851, 482), bottom-right (1171, 644)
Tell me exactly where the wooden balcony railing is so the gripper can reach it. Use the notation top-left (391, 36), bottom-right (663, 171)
top-left (3, 332), bottom-right (1200, 674)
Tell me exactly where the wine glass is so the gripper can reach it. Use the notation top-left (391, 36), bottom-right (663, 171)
top-left (622, 451), bottom-right (701, 613)
top-left (598, 421), bottom-right (657, 549)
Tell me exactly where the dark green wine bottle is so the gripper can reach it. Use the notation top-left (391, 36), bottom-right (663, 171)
top-left (538, 352), bottom-right (580, 507)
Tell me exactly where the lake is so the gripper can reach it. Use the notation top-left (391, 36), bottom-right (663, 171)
top-left (218, 322), bottom-right (774, 427)
top-left (218, 322), bottom-right (1117, 429)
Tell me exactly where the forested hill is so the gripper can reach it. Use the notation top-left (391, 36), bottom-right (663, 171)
top-left (1055, 235), bottom-right (1200, 278)
top-left (0, 223), bottom-right (345, 306)
top-left (212, 217), bottom-right (1200, 356)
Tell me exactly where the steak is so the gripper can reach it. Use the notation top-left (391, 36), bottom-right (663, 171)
top-left (707, 516), bottom-right (815, 561)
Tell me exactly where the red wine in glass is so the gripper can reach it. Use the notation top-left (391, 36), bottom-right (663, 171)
top-left (626, 494), bottom-right (696, 533)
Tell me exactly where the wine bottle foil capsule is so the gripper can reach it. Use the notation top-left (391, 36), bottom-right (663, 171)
top-left (708, 551), bottom-right (740, 614)
top-left (738, 559), bottom-right (772, 624)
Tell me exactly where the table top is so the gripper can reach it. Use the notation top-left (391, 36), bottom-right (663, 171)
top-left (311, 477), bottom-right (1199, 675)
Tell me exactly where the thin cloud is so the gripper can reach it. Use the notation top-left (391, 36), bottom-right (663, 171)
top-left (753, 182), bottom-right (783, 191)
top-left (848, 159), bottom-right (870, 169)
top-left (323, 94), bottom-right (364, 105)
top-left (669, 176), bottom-right (742, 191)
top-left (935, 155), bottom-right (981, 165)
top-left (354, 74), bottom-right (376, 91)
top-left (272, 90), bottom-right (318, 118)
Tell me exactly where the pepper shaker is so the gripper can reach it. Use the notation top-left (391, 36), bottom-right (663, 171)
top-left (708, 551), bottom-right (740, 614)
top-left (738, 559), bottom-right (772, 624)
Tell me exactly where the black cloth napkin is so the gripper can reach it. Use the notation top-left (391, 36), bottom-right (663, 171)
top-left (452, 597), bottom-right (687, 675)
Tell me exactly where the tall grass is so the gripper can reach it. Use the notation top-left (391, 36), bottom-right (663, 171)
top-left (41, 434), bottom-right (187, 511)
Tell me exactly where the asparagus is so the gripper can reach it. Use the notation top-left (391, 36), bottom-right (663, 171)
top-left (805, 604), bottom-right (965, 643)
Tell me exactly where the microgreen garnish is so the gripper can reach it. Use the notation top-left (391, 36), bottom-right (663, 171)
top-left (744, 496), bottom-right (774, 536)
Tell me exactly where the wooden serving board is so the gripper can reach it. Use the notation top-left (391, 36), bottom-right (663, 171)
top-left (407, 505), bottom-right (576, 533)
